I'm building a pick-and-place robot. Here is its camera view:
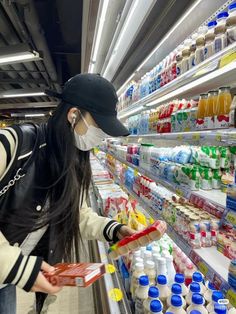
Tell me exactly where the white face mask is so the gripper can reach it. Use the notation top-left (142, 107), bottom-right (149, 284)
top-left (74, 114), bottom-right (108, 151)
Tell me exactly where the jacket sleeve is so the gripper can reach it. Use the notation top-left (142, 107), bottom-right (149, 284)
top-left (0, 231), bottom-right (43, 292)
top-left (79, 199), bottom-right (124, 243)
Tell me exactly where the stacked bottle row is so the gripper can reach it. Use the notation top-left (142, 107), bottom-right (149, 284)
top-left (118, 3), bottom-right (236, 112)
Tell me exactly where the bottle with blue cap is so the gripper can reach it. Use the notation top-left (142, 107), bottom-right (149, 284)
top-left (205, 20), bottom-right (217, 59)
top-left (135, 275), bottom-right (150, 314)
top-left (167, 295), bottom-right (187, 314)
top-left (195, 26), bottom-right (208, 65)
top-left (156, 275), bottom-right (171, 311)
top-left (212, 303), bottom-right (228, 314)
top-left (131, 262), bottom-right (146, 298)
top-left (174, 273), bottom-right (189, 297)
top-left (192, 272), bottom-right (207, 293)
top-left (215, 11), bottom-right (229, 53)
top-left (143, 286), bottom-right (162, 314)
top-left (186, 282), bottom-right (201, 306)
top-left (166, 283), bottom-right (186, 309)
top-left (204, 282), bottom-right (217, 304)
top-left (186, 293), bottom-right (208, 314)
top-left (206, 290), bottom-right (224, 313)
top-left (227, 2), bottom-right (236, 44)
top-left (149, 300), bottom-right (163, 314)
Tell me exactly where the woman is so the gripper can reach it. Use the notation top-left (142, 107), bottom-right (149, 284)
top-left (0, 73), bottom-right (133, 313)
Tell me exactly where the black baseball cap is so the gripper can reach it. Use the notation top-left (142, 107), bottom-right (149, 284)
top-left (46, 73), bottom-right (129, 137)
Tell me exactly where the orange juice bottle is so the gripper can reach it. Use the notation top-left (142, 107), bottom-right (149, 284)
top-left (197, 94), bottom-right (208, 119)
top-left (215, 86), bottom-right (232, 115)
top-left (205, 90), bottom-right (218, 117)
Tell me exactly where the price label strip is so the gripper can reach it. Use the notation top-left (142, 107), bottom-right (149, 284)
top-left (226, 211), bottom-right (236, 226)
top-left (197, 261), bottom-right (209, 276)
top-left (108, 288), bottom-right (123, 302)
top-left (219, 50), bottom-right (236, 68)
top-left (226, 289), bottom-right (236, 308)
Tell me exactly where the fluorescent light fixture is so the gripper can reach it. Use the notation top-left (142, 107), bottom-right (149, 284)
top-left (0, 44), bottom-right (41, 66)
top-left (25, 113), bottom-right (45, 118)
top-left (118, 105), bottom-right (144, 119)
top-left (2, 92), bottom-right (45, 98)
top-left (89, 0), bottom-right (109, 72)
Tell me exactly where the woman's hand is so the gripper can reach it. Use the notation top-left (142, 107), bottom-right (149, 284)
top-left (31, 261), bottom-right (62, 294)
top-left (117, 225), bottom-right (136, 240)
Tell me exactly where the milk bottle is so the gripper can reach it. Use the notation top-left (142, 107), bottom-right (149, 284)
top-left (149, 300), bottom-right (164, 314)
top-left (204, 282), bottom-right (216, 304)
top-left (135, 275), bottom-right (150, 314)
top-left (167, 295), bottom-right (187, 314)
top-left (145, 261), bottom-right (156, 286)
top-left (131, 263), bottom-right (146, 298)
top-left (174, 274), bottom-right (189, 297)
top-left (206, 291), bottom-right (224, 313)
top-left (166, 284), bottom-right (186, 308)
top-left (156, 275), bottom-right (171, 310)
top-left (143, 286), bottom-right (162, 314)
top-left (187, 293), bottom-right (208, 314)
top-left (210, 303), bottom-right (228, 314)
top-left (192, 272), bottom-right (206, 293)
top-left (186, 282), bottom-right (201, 306)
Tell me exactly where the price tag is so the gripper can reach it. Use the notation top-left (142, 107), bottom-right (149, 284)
top-left (106, 264), bottom-right (116, 274)
top-left (134, 169), bottom-right (139, 176)
top-left (197, 261), bottom-right (209, 276)
top-left (176, 188), bottom-right (184, 197)
top-left (177, 134), bottom-right (183, 141)
top-left (108, 288), bottom-right (123, 302)
top-left (215, 134), bottom-right (222, 142)
top-left (192, 133), bottom-right (200, 141)
top-left (219, 51), bottom-right (236, 68)
top-left (226, 211), bottom-right (236, 226)
top-left (229, 133), bottom-right (236, 140)
top-left (226, 289), bottom-right (236, 307)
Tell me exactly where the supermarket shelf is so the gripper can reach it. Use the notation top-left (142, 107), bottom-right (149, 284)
top-left (127, 129), bottom-right (236, 145)
top-left (88, 189), bottom-right (132, 314)
top-left (102, 149), bottom-right (226, 213)
top-left (118, 42), bottom-right (236, 119)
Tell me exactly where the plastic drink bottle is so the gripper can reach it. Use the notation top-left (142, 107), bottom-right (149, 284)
top-left (149, 300), bottom-right (163, 314)
top-left (174, 274), bottom-right (189, 297)
top-left (205, 21), bottom-right (217, 59)
top-left (192, 272), bottom-right (206, 293)
top-left (187, 293), bottom-right (208, 314)
top-left (204, 282), bottom-right (216, 304)
top-left (167, 295), bottom-right (187, 314)
top-left (206, 291), bottom-right (224, 313)
top-left (156, 275), bottom-right (171, 311)
top-left (211, 303), bottom-right (228, 314)
top-left (135, 275), bottom-right (150, 314)
top-left (166, 284), bottom-right (186, 308)
top-left (143, 286), bottom-right (162, 314)
top-left (166, 255), bottom-right (176, 287)
top-left (227, 3), bottom-right (236, 45)
top-left (186, 282), bottom-right (201, 306)
top-left (131, 263), bottom-right (146, 298)
top-left (189, 311), bottom-right (201, 314)
top-left (197, 93), bottom-right (208, 125)
top-left (215, 87), bottom-right (232, 116)
top-left (184, 262), bottom-right (195, 286)
top-left (145, 261), bottom-right (156, 286)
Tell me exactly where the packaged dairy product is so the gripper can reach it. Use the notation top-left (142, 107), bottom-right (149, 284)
top-left (181, 40), bottom-right (191, 74)
top-left (196, 94), bottom-right (208, 130)
top-left (143, 287), bottom-right (162, 314)
top-left (205, 21), bottom-right (217, 59)
top-left (167, 284), bottom-right (186, 308)
top-left (184, 262), bottom-right (195, 286)
top-left (215, 87), bottom-right (231, 129)
top-left (211, 303), bottom-right (228, 314)
top-left (215, 12), bottom-right (229, 53)
top-left (149, 300), bottom-right (163, 314)
top-left (195, 26), bottom-right (208, 65)
top-left (206, 291), bottom-right (224, 313)
top-left (174, 274), bottom-right (189, 297)
top-left (145, 261), bottom-right (156, 286)
top-left (135, 275), bottom-right (150, 314)
top-left (192, 272), bottom-right (206, 293)
top-left (166, 255), bottom-right (176, 287)
top-left (186, 282), bottom-right (201, 306)
top-left (131, 263), bottom-right (146, 298)
top-left (167, 295), bottom-right (187, 314)
top-left (187, 293), bottom-right (208, 314)
top-left (189, 33), bottom-right (198, 69)
top-left (176, 47), bottom-right (183, 76)
top-left (156, 275), bottom-right (171, 310)
top-left (157, 257), bottom-right (168, 277)
top-left (144, 251), bottom-right (153, 264)
top-left (227, 3), bottom-right (236, 45)
top-left (204, 282), bottom-right (216, 303)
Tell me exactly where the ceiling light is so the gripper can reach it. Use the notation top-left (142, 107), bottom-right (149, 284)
top-left (2, 92), bottom-right (45, 98)
top-left (25, 113), bottom-right (45, 118)
top-left (0, 44), bottom-right (41, 66)
top-left (0, 89), bottom-right (46, 98)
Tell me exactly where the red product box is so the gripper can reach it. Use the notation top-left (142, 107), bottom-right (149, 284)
top-left (44, 263), bottom-right (106, 287)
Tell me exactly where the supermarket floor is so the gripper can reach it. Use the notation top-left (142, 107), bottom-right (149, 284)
top-left (17, 241), bottom-right (96, 314)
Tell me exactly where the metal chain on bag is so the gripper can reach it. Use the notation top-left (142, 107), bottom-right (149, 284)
top-left (0, 168), bottom-right (25, 197)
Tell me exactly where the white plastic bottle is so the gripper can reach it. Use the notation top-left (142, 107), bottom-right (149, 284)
top-left (195, 26), bottom-right (208, 65)
top-left (186, 282), bottom-right (201, 306)
top-left (135, 275), bottom-right (150, 314)
top-left (144, 251), bottom-right (153, 265)
top-left (215, 12), bottom-right (228, 53)
top-left (166, 284), bottom-right (186, 309)
top-left (184, 261), bottom-right (195, 287)
top-left (204, 282), bottom-right (216, 304)
top-left (205, 21), bottom-right (217, 59)
top-left (145, 261), bottom-right (156, 286)
top-left (166, 255), bottom-right (176, 287)
top-left (174, 274), bottom-right (189, 297)
top-left (192, 272), bottom-right (206, 293)
top-left (143, 286), bottom-right (161, 314)
top-left (149, 300), bottom-right (164, 314)
top-left (187, 293), bottom-right (207, 314)
top-left (131, 263), bottom-right (146, 298)
top-left (156, 275), bottom-right (171, 311)
top-left (167, 295), bottom-right (187, 314)
top-left (206, 291), bottom-right (224, 313)
top-left (227, 3), bottom-right (236, 45)
top-left (210, 303), bottom-right (228, 314)
top-left (157, 257), bottom-right (167, 276)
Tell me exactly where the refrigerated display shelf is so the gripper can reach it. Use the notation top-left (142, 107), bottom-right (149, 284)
top-left (101, 149), bottom-right (226, 213)
top-left (126, 129), bottom-right (236, 145)
top-left (118, 41), bottom-right (236, 119)
top-left (103, 167), bottom-right (236, 307)
top-left (88, 188), bottom-right (132, 314)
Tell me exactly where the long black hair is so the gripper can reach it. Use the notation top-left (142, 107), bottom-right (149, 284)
top-left (45, 101), bottom-right (91, 261)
